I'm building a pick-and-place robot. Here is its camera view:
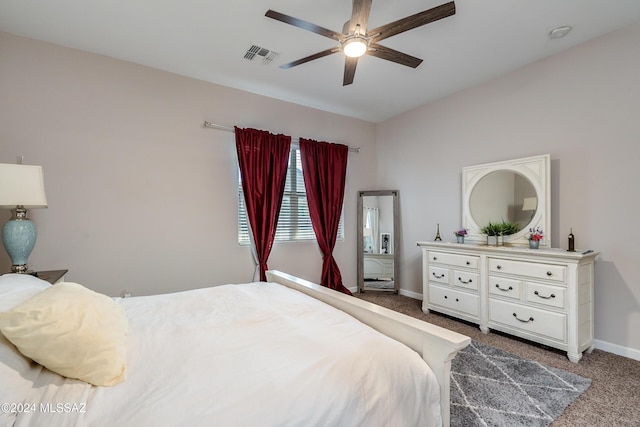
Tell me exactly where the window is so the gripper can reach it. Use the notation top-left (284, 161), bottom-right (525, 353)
top-left (238, 145), bottom-right (344, 245)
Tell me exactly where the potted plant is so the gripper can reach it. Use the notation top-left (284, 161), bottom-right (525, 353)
top-left (454, 228), bottom-right (467, 244)
top-left (498, 221), bottom-right (520, 245)
top-left (527, 227), bottom-right (544, 249)
top-left (481, 221), bottom-right (521, 246)
top-left (499, 221), bottom-right (520, 236)
top-left (481, 221), bottom-right (501, 245)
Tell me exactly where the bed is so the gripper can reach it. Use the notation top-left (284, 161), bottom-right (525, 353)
top-left (0, 270), bottom-right (470, 427)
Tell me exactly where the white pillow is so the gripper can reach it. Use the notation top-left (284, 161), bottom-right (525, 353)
top-left (0, 273), bottom-right (51, 310)
top-left (0, 273), bottom-right (50, 426)
top-left (0, 282), bottom-right (128, 387)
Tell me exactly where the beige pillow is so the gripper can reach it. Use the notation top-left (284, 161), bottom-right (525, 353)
top-left (0, 282), bottom-right (128, 386)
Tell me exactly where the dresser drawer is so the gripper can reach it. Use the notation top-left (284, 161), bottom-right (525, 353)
top-left (429, 266), bottom-right (450, 285)
top-left (453, 270), bottom-right (479, 291)
top-left (526, 282), bottom-right (566, 309)
top-left (489, 299), bottom-right (566, 342)
top-left (489, 276), bottom-right (522, 300)
top-left (429, 251), bottom-right (479, 270)
top-left (489, 258), bottom-right (566, 283)
top-left (429, 285), bottom-right (479, 317)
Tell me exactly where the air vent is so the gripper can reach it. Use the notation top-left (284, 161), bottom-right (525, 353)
top-left (244, 44), bottom-right (279, 65)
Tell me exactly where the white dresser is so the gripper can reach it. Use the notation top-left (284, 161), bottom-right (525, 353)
top-left (363, 253), bottom-right (395, 280)
top-left (418, 241), bottom-right (598, 362)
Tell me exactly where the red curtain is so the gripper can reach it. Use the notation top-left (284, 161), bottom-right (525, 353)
top-left (299, 138), bottom-right (351, 295)
top-left (235, 127), bottom-right (291, 281)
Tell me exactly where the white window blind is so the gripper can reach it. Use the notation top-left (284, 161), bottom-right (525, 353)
top-left (238, 146), bottom-right (344, 245)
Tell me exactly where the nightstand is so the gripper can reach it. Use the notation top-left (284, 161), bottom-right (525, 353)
top-left (32, 269), bottom-right (68, 284)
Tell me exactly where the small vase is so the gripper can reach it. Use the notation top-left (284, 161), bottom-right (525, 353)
top-left (456, 235), bottom-right (464, 244)
top-left (529, 240), bottom-right (540, 249)
top-left (487, 235), bottom-right (497, 246)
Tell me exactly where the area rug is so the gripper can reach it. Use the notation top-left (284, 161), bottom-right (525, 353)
top-left (451, 341), bottom-right (591, 426)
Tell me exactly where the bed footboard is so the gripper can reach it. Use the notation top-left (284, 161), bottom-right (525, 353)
top-left (266, 270), bottom-right (470, 427)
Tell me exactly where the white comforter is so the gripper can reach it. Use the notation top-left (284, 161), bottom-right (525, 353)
top-left (14, 282), bottom-right (441, 427)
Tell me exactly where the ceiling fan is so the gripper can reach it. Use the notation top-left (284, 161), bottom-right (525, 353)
top-left (265, 0), bottom-right (456, 86)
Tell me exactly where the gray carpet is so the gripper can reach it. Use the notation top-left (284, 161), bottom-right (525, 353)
top-left (451, 341), bottom-right (591, 426)
top-left (354, 292), bottom-right (640, 426)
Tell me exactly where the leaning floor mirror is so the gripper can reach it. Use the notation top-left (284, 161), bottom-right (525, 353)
top-left (357, 190), bottom-right (400, 294)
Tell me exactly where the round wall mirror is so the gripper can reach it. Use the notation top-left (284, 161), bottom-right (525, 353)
top-left (462, 154), bottom-right (550, 247)
top-left (469, 170), bottom-right (537, 231)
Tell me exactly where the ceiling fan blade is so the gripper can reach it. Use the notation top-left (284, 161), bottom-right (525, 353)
top-left (367, 43), bottom-right (423, 68)
top-left (343, 57), bottom-right (358, 86)
top-left (280, 48), bottom-right (340, 69)
top-left (266, 10), bottom-right (343, 40)
top-left (368, 1), bottom-right (456, 43)
top-left (349, 0), bottom-right (372, 34)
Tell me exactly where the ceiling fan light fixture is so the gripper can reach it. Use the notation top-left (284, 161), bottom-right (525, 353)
top-left (343, 37), bottom-right (368, 58)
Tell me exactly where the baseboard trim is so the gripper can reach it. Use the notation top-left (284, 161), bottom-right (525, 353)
top-left (595, 339), bottom-right (640, 361)
top-left (399, 288), bottom-right (422, 300)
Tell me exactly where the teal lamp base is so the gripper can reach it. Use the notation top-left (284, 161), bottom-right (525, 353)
top-left (2, 206), bottom-right (37, 274)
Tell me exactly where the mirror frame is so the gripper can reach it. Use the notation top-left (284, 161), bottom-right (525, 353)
top-left (462, 154), bottom-right (551, 247)
top-left (357, 190), bottom-right (400, 294)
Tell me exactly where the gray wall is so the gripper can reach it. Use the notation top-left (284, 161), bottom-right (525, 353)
top-left (376, 22), bottom-right (640, 356)
top-left (0, 31), bottom-right (377, 297)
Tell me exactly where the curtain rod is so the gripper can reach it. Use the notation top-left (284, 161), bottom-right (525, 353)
top-left (203, 121), bottom-right (360, 153)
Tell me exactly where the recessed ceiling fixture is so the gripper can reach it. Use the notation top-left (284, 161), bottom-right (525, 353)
top-left (265, 0), bottom-right (457, 86)
top-left (549, 26), bottom-right (572, 39)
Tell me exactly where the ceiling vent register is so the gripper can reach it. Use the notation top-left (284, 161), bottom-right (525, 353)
top-left (244, 44), bottom-right (279, 65)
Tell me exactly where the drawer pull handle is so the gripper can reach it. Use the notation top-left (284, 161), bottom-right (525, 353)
top-left (534, 290), bottom-right (556, 299)
top-left (466, 261), bottom-right (471, 265)
top-left (513, 313), bottom-right (534, 323)
top-left (458, 277), bottom-right (473, 284)
top-left (433, 257), bottom-right (437, 261)
top-left (496, 265), bottom-right (502, 270)
top-left (546, 271), bottom-right (553, 276)
top-left (495, 284), bottom-right (513, 292)
top-left (455, 298), bottom-right (459, 302)
top-left (432, 272), bottom-right (445, 279)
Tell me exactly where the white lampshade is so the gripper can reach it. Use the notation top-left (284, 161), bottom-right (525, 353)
top-left (343, 38), bottom-right (367, 58)
top-left (522, 197), bottom-right (537, 212)
top-left (0, 163), bottom-right (48, 209)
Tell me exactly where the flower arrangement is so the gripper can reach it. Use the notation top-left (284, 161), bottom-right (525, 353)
top-left (454, 228), bottom-right (468, 237)
top-left (527, 227), bottom-right (544, 241)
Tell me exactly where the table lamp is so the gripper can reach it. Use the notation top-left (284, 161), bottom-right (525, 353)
top-left (522, 197), bottom-right (537, 221)
top-left (0, 163), bottom-right (48, 273)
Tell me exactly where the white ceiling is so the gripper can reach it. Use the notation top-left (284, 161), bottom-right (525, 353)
top-left (2, 0), bottom-right (640, 122)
